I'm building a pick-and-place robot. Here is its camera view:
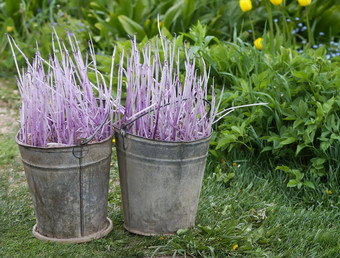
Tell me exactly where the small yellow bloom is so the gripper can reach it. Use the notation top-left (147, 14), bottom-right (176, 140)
top-left (254, 38), bottom-right (264, 50)
top-left (239, 0), bottom-right (252, 12)
top-left (298, 0), bottom-right (311, 7)
top-left (7, 26), bottom-right (13, 33)
top-left (270, 0), bottom-right (283, 5)
top-left (328, 190), bottom-right (332, 195)
top-left (233, 244), bottom-right (239, 250)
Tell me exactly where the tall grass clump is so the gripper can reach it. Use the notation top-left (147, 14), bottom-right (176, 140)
top-left (7, 30), bottom-right (117, 147)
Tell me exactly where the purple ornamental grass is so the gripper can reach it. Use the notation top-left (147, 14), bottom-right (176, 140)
top-left (8, 30), bottom-right (118, 147)
top-left (114, 34), bottom-right (267, 141)
top-left (9, 28), bottom-right (266, 146)
top-left (114, 35), bottom-right (220, 142)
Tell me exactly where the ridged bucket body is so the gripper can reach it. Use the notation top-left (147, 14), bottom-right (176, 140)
top-left (115, 130), bottom-right (211, 235)
top-left (17, 134), bottom-right (113, 243)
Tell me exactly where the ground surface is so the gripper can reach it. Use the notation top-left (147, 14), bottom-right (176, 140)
top-left (0, 80), bottom-right (18, 134)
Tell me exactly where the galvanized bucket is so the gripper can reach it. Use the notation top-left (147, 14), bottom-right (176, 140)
top-left (115, 130), bottom-right (211, 235)
top-left (17, 134), bottom-right (113, 243)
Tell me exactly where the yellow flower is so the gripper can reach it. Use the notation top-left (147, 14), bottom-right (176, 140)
top-left (254, 38), bottom-right (264, 50)
top-left (270, 0), bottom-right (283, 5)
top-left (233, 244), bottom-right (239, 250)
top-left (239, 0), bottom-right (252, 12)
top-left (298, 0), bottom-right (311, 7)
top-left (7, 26), bottom-right (13, 33)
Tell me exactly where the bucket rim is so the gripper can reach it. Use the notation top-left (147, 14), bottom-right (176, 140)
top-left (114, 128), bottom-right (212, 145)
top-left (16, 131), bottom-right (114, 150)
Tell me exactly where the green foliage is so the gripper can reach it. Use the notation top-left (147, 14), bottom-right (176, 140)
top-left (1, 0), bottom-right (339, 77)
top-left (211, 161), bottom-right (235, 186)
top-left (80, 0), bottom-right (193, 50)
top-left (79, 0), bottom-right (246, 52)
top-left (289, 0), bottom-right (340, 39)
top-left (276, 165), bottom-right (315, 189)
top-left (194, 32), bottom-right (340, 189)
top-left (0, 1), bottom-right (90, 76)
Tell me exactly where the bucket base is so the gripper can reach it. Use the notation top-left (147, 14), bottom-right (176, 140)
top-left (124, 224), bottom-right (180, 236)
top-left (32, 218), bottom-right (113, 243)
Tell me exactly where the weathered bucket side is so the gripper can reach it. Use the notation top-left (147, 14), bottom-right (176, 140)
top-left (17, 134), bottom-right (113, 243)
top-left (115, 130), bottom-right (211, 235)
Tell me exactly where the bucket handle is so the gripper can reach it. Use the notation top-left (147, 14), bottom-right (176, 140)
top-left (77, 112), bottom-right (110, 146)
top-left (119, 98), bottom-right (211, 137)
top-left (72, 112), bottom-right (110, 159)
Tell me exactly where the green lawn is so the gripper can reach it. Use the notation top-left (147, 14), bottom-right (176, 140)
top-left (1, 80), bottom-right (339, 257)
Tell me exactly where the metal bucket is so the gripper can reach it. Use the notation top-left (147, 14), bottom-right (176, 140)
top-left (17, 134), bottom-right (113, 243)
top-left (115, 130), bottom-right (211, 235)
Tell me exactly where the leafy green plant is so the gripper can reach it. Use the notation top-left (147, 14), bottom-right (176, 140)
top-left (275, 165), bottom-right (315, 189)
top-left (209, 161), bottom-right (235, 186)
top-left (182, 21), bottom-right (219, 61)
top-left (204, 33), bottom-right (340, 188)
top-left (80, 0), bottom-right (191, 50)
top-left (79, 0), bottom-right (248, 52)
top-left (0, 0), bottom-right (88, 76)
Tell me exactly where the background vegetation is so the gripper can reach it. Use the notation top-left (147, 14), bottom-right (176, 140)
top-left (1, 0), bottom-right (340, 256)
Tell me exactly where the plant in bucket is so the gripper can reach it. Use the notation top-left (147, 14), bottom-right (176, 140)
top-left (113, 33), bottom-right (267, 235)
top-left (7, 30), bottom-right (119, 243)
